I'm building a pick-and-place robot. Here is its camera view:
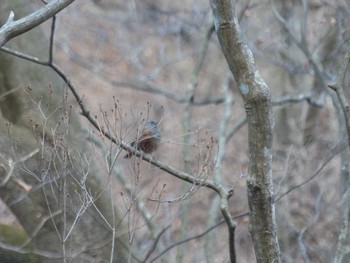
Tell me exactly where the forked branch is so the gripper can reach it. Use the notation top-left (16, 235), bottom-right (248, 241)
top-left (0, 0), bottom-right (75, 47)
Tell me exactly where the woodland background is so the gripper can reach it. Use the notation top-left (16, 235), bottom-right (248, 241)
top-left (1, 0), bottom-right (350, 262)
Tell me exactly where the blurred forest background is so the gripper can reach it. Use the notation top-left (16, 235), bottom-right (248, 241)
top-left (1, 0), bottom-right (350, 262)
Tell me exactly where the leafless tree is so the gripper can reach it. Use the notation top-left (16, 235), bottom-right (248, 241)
top-left (1, 1), bottom-right (350, 263)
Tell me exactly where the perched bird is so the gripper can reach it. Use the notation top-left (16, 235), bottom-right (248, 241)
top-left (124, 120), bottom-right (161, 158)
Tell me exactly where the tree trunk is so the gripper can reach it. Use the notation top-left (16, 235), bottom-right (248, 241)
top-left (210, 1), bottom-right (281, 262)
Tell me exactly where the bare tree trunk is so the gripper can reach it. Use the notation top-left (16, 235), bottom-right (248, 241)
top-left (210, 1), bottom-right (281, 262)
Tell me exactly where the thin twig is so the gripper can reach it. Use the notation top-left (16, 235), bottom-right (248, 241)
top-left (274, 142), bottom-right (346, 202)
top-left (148, 211), bottom-right (248, 263)
top-left (143, 225), bottom-right (171, 262)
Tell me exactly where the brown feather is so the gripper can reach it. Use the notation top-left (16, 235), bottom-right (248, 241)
top-left (124, 121), bottom-right (160, 158)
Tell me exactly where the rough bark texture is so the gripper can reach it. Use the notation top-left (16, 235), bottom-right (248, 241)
top-left (210, 1), bottom-right (281, 262)
top-left (0, 2), bottom-right (127, 262)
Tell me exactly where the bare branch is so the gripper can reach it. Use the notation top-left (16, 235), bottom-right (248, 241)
top-left (329, 43), bottom-right (350, 263)
top-left (269, 0), bottom-right (328, 96)
top-left (148, 211), bottom-right (248, 263)
top-left (0, 158), bottom-right (14, 187)
top-left (0, 148), bottom-right (39, 187)
top-left (274, 142), bottom-right (345, 202)
top-left (272, 92), bottom-right (311, 106)
top-left (1, 37), bottom-right (231, 203)
top-left (143, 225), bottom-right (171, 262)
top-left (334, 189), bottom-right (350, 263)
top-left (0, 0), bottom-right (75, 47)
top-left (1, 46), bottom-right (46, 64)
top-left (21, 209), bottom-right (62, 248)
top-left (328, 46), bottom-right (350, 146)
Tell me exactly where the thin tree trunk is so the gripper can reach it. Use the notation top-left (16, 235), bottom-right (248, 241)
top-left (210, 1), bottom-right (281, 262)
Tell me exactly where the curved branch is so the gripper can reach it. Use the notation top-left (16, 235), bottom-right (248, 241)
top-left (0, 0), bottom-right (75, 47)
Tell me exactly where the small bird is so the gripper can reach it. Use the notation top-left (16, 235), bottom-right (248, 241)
top-left (124, 120), bottom-right (161, 158)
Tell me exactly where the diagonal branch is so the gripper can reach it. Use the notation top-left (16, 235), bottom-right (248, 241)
top-left (0, 0), bottom-right (75, 47)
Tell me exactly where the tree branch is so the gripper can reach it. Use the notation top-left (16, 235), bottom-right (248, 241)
top-left (0, 0), bottom-right (75, 47)
top-left (328, 44), bottom-right (350, 263)
top-left (0, 21), bottom-right (232, 202)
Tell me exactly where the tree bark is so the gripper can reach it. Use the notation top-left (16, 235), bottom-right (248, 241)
top-left (0, 0), bottom-right (75, 47)
top-left (210, 1), bottom-right (281, 262)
